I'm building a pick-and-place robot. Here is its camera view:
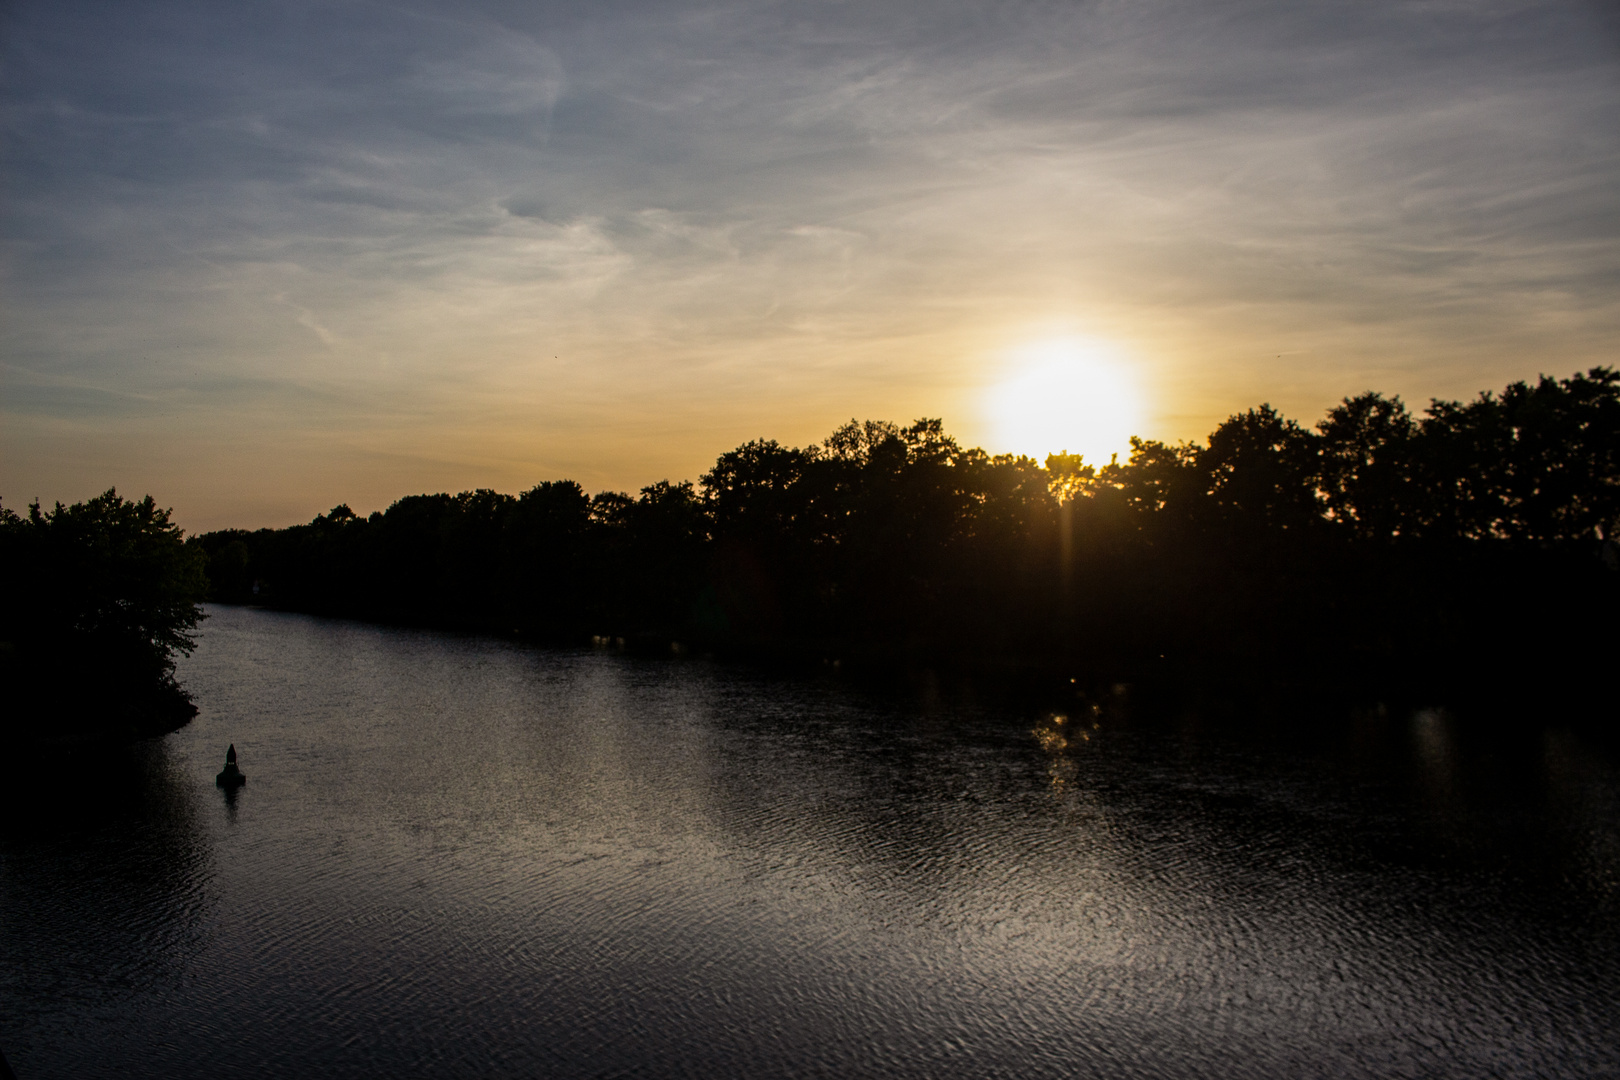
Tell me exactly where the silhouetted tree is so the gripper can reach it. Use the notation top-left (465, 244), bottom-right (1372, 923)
top-left (1317, 392), bottom-right (1418, 541)
top-left (0, 489), bottom-right (208, 738)
top-left (1413, 368), bottom-right (1620, 542)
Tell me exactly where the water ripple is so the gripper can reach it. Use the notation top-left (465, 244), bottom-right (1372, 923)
top-left (2, 605), bottom-right (1617, 1078)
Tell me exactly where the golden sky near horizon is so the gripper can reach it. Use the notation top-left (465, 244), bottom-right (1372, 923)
top-left (3, 0), bottom-right (1618, 532)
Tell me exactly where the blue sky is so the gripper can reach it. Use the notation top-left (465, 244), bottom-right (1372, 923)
top-left (3, 0), bottom-right (1617, 528)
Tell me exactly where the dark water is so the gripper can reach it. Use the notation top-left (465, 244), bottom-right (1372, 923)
top-left (3, 606), bottom-right (1617, 1079)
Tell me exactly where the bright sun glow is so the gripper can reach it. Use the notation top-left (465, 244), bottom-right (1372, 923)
top-left (986, 338), bottom-right (1144, 467)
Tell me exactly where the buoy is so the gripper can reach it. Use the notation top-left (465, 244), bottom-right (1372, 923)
top-left (216, 743), bottom-right (246, 789)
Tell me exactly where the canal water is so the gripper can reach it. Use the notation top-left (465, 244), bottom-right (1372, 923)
top-left (2, 605), bottom-right (1616, 1078)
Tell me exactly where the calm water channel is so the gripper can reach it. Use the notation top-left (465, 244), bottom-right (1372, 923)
top-left (3, 605), bottom-right (1618, 1078)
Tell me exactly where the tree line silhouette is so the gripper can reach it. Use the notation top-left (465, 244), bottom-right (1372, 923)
top-left (3, 368), bottom-right (1613, 739)
top-left (192, 367), bottom-right (1618, 700)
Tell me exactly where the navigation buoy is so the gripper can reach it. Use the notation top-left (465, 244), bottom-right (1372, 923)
top-left (216, 743), bottom-right (246, 789)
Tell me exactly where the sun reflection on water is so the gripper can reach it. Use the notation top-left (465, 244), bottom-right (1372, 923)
top-left (1033, 711), bottom-right (1088, 795)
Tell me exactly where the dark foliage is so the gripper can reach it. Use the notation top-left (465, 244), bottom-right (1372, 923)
top-left (1, 490), bottom-right (209, 739)
top-left (193, 368), bottom-right (1620, 701)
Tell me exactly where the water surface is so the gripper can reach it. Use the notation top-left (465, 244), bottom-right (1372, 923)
top-left (3, 605), bottom-right (1617, 1077)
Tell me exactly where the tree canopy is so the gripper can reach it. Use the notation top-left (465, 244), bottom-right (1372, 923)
top-left (1, 489), bottom-right (209, 739)
top-left (189, 367), bottom-right (1619, 701)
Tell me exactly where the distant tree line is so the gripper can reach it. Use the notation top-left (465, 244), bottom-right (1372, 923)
top-left (195, 368), bottom-right (1619, 700)
top-left (1, 490), bottom-right (208, 739)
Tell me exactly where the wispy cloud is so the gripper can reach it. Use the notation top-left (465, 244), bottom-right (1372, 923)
top-left (3, 0), bottom-right (1616, 527)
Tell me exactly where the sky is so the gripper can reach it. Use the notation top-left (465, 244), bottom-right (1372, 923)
top-left (2, 0), bottom-right (1617, 531)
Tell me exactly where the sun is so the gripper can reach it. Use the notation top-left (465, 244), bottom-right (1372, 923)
top-left (985, 338), bottom-right (1143, 467)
